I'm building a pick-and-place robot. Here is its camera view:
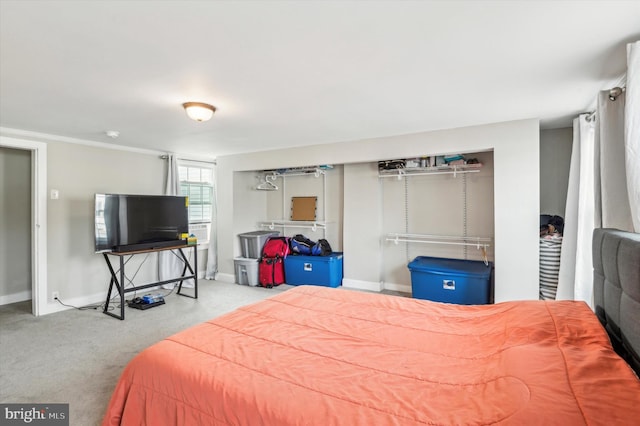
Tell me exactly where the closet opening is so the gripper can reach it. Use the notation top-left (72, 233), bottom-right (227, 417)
top-left (378, 150), bottom-right (495, 300)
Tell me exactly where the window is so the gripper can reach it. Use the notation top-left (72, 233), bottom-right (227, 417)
top-left (179, 163), bottom-right (214, 244)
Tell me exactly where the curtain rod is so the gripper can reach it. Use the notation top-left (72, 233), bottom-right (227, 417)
top-left (585, 84), bottom-right (626, 122)
top-left (159, 154), bottom-right (216, 165)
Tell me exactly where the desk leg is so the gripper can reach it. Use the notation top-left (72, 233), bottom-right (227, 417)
top-left (104, 277), bottom-right (114, 312)
top-left (119, 256), bottom-right (125, 320)
top-left (103, 254), bottom-right (114, 313)
top-left (103, 253), bottom-right (126, 320)
top-left (194, 244), bottom-right (198, 298)
top-left (176, 246), bottom-right (197, 299)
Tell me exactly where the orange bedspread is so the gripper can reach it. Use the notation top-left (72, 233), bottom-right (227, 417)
top-left (102, 285), bottom-right (640, 425)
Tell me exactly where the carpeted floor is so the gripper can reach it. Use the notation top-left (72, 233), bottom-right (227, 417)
top-left (0, 280), bottom-right (293, 425)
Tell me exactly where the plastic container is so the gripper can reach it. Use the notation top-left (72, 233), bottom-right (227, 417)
top-left (284, 253), bottom-right (343, 287)
top-left (238, 230), bottom-right (280, 259)
top-left (408, 256), bottom-right (492, 305)
top-left (234, 257), bottom-right (260, 286)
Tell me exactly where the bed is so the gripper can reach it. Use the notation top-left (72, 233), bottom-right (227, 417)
top-left (102, 229), bottom-right (640, 425)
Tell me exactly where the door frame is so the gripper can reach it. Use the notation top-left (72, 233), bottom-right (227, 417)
top-left (0, 136), bottom-right (47, 316)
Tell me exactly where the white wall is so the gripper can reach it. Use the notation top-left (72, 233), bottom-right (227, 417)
top-left (233, 171), bottom-right (269, 244)
top-left (217, 119), bottom-right (540, 302)
top-left (0, 147), bottom-right (32, 304)
top-left (45, 141), bottom-right (166, 310)
top-left (540, 127), bottom-right (573, 217)
top-left (342, 162), bottom-right (384, 290)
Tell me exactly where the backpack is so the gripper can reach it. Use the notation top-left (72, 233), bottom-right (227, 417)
top-left (290, 234), bottom-right (316, 255)
top-left (259, 237), bottom-right (290, 288)
top-left (290, 234), bottom-right (333, 256)
top-left (315, 239), bottom-right (332, 256)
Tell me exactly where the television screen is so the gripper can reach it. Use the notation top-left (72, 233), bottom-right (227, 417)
top-left (95, 194), bottom-right (189, 252)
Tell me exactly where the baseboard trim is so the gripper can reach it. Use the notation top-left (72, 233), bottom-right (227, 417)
top-left (41, 290), bottom-right (107, 315)
top-left (0, 290), bottom-right (32, 306)
top-left (39, 271), bottom-right (214, 315)
top-left (342, 279), bottom-right (383, 292)
top-left (383, 282), bottom-right (412, 294)
top-left (215, 272), bottom-right (235, 284)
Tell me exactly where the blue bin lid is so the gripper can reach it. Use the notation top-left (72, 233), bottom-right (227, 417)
top-left (408, 256), bottom-right (492, 278)
top-left (286, 252), bottom-right (343, 261)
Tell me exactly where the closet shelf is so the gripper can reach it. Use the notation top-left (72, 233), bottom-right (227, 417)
top-left (385, 233), bottom-right (491, 249)
top-left (378, 163), bottom-right (482, 179)
top-left (256, 165), bottom-right (333, 190)
top-left (259, 220), bottom-right (329, 232)
top-left (265, 165), bottom-right (333, 178)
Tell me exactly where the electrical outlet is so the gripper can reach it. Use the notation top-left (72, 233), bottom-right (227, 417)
top-left (52, 291), bottom-right (59, 301)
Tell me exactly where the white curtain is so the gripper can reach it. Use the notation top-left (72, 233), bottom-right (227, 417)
top-left (626, 41), bottom-right (640, 232)
top-left (159, 154), bottom-right (189, 287)
top-left (205, 164), bottom-right (218, 279)
top-left (594, 90), bottom-right (633, 231)
top-left (557, 115), bottom-right (595, 305)
top-left (557, 40), bottom-right (639, 305)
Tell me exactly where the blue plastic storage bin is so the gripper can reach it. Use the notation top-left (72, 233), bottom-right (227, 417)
top-left (284, 253), bottom-right (343, 287)
top-left (408, 256), bottom-right (492, 304)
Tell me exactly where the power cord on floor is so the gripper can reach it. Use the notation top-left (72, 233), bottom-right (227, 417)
top-left (54, 285), bottom-right (177, 313)
top-left (52, 253), bottom-right (167, 312)
top-left (53, 296), bottom-right (112, 311)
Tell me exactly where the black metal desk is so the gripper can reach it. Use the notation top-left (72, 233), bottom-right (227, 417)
top-left (102, 244), bottom-right (197, 320)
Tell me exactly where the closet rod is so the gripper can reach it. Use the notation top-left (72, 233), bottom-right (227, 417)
top-left (387, 233), bottom-right (491, 241)
top-left (386, 234), bottom-right (491, 265)
top-left (386, 237), bottom-right (490, 248)
top-left (259, 221), bottom-right (327, 232)
top-left (386, 233), bottom-right (491, 248)
top-left (379, 169), bottom-right (480, 179)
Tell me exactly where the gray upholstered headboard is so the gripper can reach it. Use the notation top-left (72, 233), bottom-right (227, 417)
top-left (592, 228), bottom-right (640, 375)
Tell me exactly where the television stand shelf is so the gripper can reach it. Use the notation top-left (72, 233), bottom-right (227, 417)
top-left (102, 244), bottom-right (197, 320)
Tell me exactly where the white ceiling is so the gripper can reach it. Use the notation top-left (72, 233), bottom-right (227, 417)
top-left (1, 1), bottom-right (639, 158)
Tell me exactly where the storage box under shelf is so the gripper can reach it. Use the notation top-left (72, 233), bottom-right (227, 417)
top-left (234, 257), bottom-right (259, 286)
top-left (284, 253), bottom-right (343, 287)
top-left (408, 256), bottom-right (492, 305)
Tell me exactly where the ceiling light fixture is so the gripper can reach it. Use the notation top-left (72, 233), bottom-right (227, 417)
top-left (182, 102), bottom-right (216, 122)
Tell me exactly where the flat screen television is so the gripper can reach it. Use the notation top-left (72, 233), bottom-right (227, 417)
top-left (94, 194), bottom-right (189, 253)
